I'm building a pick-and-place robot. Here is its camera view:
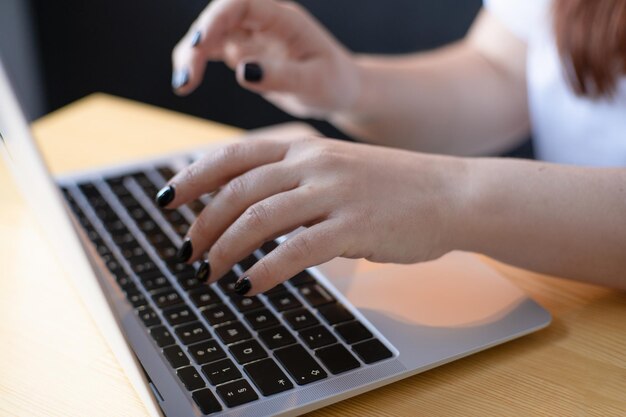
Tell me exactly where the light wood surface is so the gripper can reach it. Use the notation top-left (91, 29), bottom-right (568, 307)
top-left (1, 94), bottom-right (624, 416)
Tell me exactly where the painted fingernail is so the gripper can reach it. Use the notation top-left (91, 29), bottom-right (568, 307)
top-left (155, 185), bottom-right (175, 207)
top-left (177, 238), bottom-right (193, 262)
top-left (244, 63), bottom-right (263, 83)
top-left (234, 276), bottom-right (251, 295)
top-left (195, 260), bottom-right (211, 282)
top-left (191, 31), bottom-right (202, 47)
top-left (172, 69), bottom-right (189, 90)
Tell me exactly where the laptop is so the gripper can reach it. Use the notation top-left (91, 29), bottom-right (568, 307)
top-left (0, 59), bottom-right (551, 416)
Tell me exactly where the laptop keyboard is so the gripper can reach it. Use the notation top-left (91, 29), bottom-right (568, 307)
top-left (60, 165), bottom-right (392, 415)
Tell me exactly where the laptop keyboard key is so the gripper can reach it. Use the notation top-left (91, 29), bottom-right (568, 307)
top-left (149, 326), bottom-right (175, 348)
top-left (157, 166), bottom-right (176, 180)
top-left (229, 294), bottom-right (263, 312)
top-left (298, 283), bottom-right (334, 307)
top-left (244, 358), bottom-right (293, 396)
top-left (151, 288), bottom-right (183, 309)
top-left (126, 290), bottom-right (147, 308)
top-left (283, 308), bottom-right (319, 330)
top-left (352, 339), bottom-right (392, 364)
top-left (268, 292), bottom-right (302, 312)
top-left (139, 274), bottom-right (170, 292)
top-left (215, 322), bottom-right (252, 345)
top-left (244, 308), bottom-right (279, 330)
top-left (258, 326), bottom-right (297, 350)
top-left (188, 287), bottom-right (221, 308)
top-left (315, 344), bottom-right (361, 374)
top-left (237, 253), bottom-right (258, 271)
top-left (137, 306), bottom-right (160, 327)
top-left (112, 231), bottom-right (136, 247)
top-left (131, 259), bottom-right (159, 276)
top-left (162, 345), bottom-right (190, 368)
top-left (288, 271), bottom-right (315, 286)
top-left (163, 305), bottom-right (196, 326)
top-left (170, 263), bottom-right (197, 279)
top-left (298, 325), bottom-right (337, 349)
top-left (274, 344), bottom-right (327, 385)
top-left (260, 240), bottom-right (278, 255)
top-left (335, 321), bottom-right (372, 344)
top-left (201, 359), bottom-right (242, 385)
top-left (117, 275), bottom-right (135, 291)
top-left (176, 366), bottom-right (206, 391)
top-left (216, 379), bottom-right (258, 408)
top-left (177, 275), bottom-right (204, 291)
top-left (192, 389), bottom-right (222, 415)
top-left (217, 270), bottom-right (239, 294)
top-left (133, 173), bottom-right (159, 196)
top-left (202, 304), bottom-right (236, 326)
top-left (188, 340), bottom-right (226, 365)
top-left (175, 321), bottom-right (212, 345)
top-left (263, 283), bottom-right (287, 295)
top-left (187, 200), bottom-right (205, 216)
top-left (229, 340), bottom-right (267, 364)
top-left (317, 302), bottom-right (354, 325)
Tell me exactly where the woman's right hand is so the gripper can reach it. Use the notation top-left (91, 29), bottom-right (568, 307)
top-left (172, 0), bottom-right (360, 119)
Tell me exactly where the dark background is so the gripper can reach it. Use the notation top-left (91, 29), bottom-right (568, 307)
top-left (27, 0), bottom-right (531, 156)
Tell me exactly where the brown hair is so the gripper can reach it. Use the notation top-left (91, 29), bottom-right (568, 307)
top-left (554, 0), bottom-right (626, 98)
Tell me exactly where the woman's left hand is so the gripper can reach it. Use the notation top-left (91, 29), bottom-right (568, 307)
top-left (159, 136), bottom-right (467, 295)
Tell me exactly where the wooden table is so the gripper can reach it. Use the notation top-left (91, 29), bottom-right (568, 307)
top-left (1, 94), bottom-right (624, 416)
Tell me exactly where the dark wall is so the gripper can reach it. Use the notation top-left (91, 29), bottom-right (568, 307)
top-left (32, 0), bottom-right (482, 140)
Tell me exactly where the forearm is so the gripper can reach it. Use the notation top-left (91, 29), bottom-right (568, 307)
top-left (456, 158), bottom-right (626, 290)
top-left (331, 11), bottom-right (530, 156)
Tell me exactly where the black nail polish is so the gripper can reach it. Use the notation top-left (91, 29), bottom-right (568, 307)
top-left (234, 276), bottom-right (251, 295)
top-left (244, 63), bottom-right (263, 83)
top-left (177, 238), bottom-right (193, 262)
top-left (191, 31), bottom-right (202, 47)
top-left (172, 69), bottom-right (189, 90)
top-left (195, 260), bottom-right (211, 282)
top-left (155, 185), bottom-right (175, 208)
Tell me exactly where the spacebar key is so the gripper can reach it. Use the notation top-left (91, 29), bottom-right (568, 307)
top-left (274, 344), bottom-right (327, 385)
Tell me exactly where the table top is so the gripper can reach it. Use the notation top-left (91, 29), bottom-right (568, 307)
top-left (1, 94), bottom-right (624, 416)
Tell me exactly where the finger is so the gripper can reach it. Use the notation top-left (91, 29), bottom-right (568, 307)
top-left (233, 220), bottom-right (344, 296)
top-left (171, 30), bottom-right (210, 96)
top-left (184, 161), bottom-right (300, 263)
top-left (207, 185), bottom-right (329, 282)
top-left (198, 0), bottom-right (318, 56)
top-left (155, 139), bottom-right (289, 209)
top-left (235, 57), bottom-right (316, 95)
top-left (172, 0), bottom-right (322, 95)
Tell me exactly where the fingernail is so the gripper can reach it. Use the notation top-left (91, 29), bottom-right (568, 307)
top-left (177, 238), bottom-right (193, 262)
top-left (244, 63), bottom-right (263, 83)
top-left (234, 276), bottom-right (251, 295)
top-left (155, 185), bottom-right (175, 207)
top-left (191, 31), bottom-right (202, 47)
top-left (172, 69), bottom-right (189, 90)
top-left (195, 260), bottom-right (211, 282)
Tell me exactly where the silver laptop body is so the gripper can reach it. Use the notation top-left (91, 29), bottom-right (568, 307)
top-left (0, 59), bottom-right (551, 417)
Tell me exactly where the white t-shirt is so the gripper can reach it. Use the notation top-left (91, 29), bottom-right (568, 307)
top-left (484, 0), bottom-right (626, 166)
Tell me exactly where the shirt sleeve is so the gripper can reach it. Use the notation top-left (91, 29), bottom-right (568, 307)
top-left (483, 0), bottom-right (549, 41)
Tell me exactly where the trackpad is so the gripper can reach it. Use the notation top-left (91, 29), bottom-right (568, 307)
top-left (318, 252), bottom-right (526, 329)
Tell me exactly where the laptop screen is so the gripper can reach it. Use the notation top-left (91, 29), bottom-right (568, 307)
top-left (0, 58), bottom-right (161, 415)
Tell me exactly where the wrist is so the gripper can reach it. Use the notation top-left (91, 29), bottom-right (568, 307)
top-left (449, 157), bottom-right (508, 257)
top-left (328, 56), bottom-right (376, 124)
top-left (440, 156), bottom-right (486, 255)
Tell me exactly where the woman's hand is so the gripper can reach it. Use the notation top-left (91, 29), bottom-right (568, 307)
top-left (158, 136), bottom-right (467, 295)
top-left (172, 0), bottom-right (359, 119)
